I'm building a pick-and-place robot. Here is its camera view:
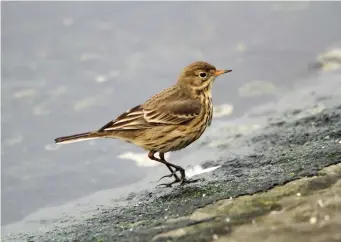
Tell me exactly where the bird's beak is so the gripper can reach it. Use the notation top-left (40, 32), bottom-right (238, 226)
top-left (214, 69), bottom-right (232, 77)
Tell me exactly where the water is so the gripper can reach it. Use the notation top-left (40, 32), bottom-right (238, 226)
top-left (1, 1), bottom-right (341, 233)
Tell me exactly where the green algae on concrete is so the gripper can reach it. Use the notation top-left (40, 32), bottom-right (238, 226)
top-left (153, 164), bottom-right (341, 242)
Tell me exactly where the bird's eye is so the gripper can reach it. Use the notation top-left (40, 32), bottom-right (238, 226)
top-left (199, 72), bottom-right (207, 78)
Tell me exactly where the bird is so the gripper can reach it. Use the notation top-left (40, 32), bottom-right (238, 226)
top-left (54, 61), bottom-right (232, 187)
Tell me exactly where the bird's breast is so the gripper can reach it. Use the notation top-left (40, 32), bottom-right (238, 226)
top-left (188, 92), bottom-right (213, 140)
top-left (201, 92), bottom-right (213, 127)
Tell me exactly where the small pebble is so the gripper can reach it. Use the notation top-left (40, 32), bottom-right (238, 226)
top-left (309, 217), bottom-right (317, 224)
top-left (212, 234), bottom-right (219, 240)
top-left (317, 199), bottom-right (324, 208)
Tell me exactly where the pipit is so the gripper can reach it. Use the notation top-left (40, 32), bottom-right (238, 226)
top-left (55, 61), bottom-right (231, 187)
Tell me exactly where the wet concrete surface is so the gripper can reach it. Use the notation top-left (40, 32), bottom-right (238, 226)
top-left (3, 63), bottom-right (341, 242)
top-left (1, 1), bottom-right (341, 240)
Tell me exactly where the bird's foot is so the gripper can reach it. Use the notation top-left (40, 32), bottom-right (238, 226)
top-left (180, 178), bottom-right (200, 186)
top-left (156, 177), bottom-right (200, 188)
top-left (157, 173), bottom-right (175, 181)
top-left (157, 170), bottom-right (180, 182)
top-left (156, 178), bottom-right (181, 188)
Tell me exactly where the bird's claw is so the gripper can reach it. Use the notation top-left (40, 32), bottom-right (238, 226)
top-left (180, 178), bottom-right (200, 185)
top-left (156, 177), bottom-right (201, 188)
top-left (158, 168), bottom-right (181, 182)
top-left (158, 173), bottom-right (175, 182)
top-left (155, 179), bottom-right (180, 188)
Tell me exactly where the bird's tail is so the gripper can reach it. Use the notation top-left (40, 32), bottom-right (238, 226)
top-left (54, 131), bottom-right (100, 144)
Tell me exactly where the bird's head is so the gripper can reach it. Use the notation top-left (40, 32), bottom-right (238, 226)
top-left (177, 61), bottom-right (232, 92)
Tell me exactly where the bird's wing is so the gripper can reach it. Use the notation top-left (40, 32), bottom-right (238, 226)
top-left (98, 105), bottom-right (149, 131)
top-left (98, 99), bottom-right (201, 132)
top-left (143, 99), bottom-right (201, 124)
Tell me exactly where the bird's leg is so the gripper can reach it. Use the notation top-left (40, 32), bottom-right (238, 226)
top-left (158, 152), bottom-right (181, 181)
top-left (158, 167), bottom-right (200, 187)
top-left (148, 151), bottom-right (200, 187)
top-left (158, 152), bottom-right (186, 181)
top-left (158, 157), bottom-right (199, 186)
top-left (148, 152), bottom-right (181, 186)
